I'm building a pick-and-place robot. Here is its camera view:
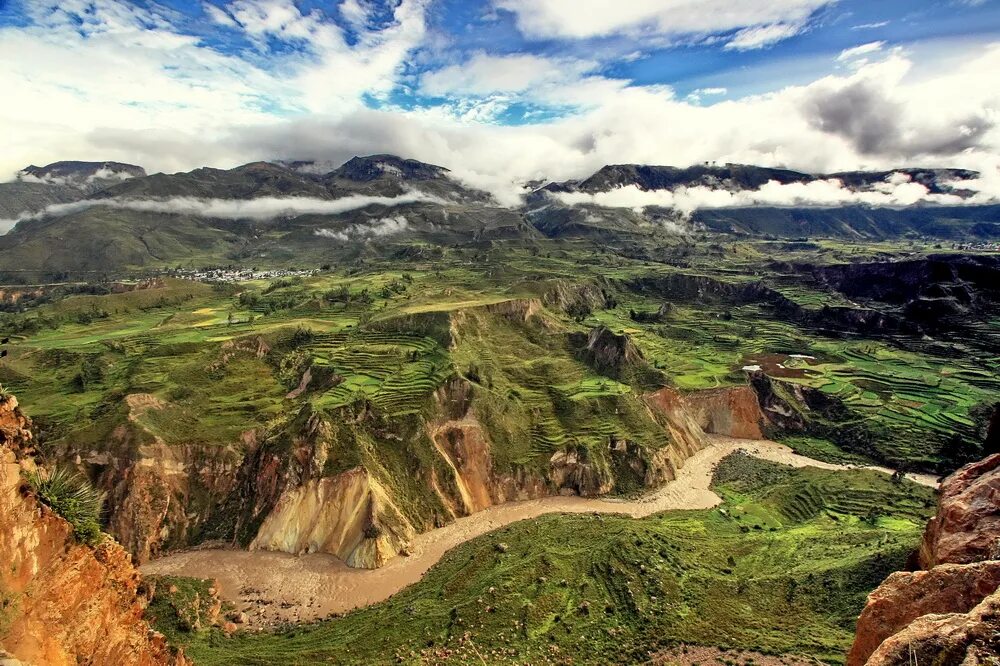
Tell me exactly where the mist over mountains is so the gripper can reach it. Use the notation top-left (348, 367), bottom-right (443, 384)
top-left (0, 154), bottom-right (997, 278)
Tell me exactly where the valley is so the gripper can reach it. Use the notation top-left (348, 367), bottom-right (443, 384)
top-left (0, 157), bottom-right (997, 665)
top-left (142, 435), bottom-right (937, 627)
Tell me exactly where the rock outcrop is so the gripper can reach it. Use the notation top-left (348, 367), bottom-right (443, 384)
top-left (849, 453), bottom-right (1000, 666)
top-left (919, 453), bottom-right (1000, 568)
top-left (571, 326), bottom-right (666, 387)
top-left (864, 588), bottom-right (1000, 666)
top-left (250, 466), bottom-right (415, 568)
top-left (682, 386), bottom-right (765, 439)
top-left (848, 562), bottom-right (1000, 665)
top-left (643, 388), bottom-right (708, 470)
top-left (0, 395), bottom-right (187, 666)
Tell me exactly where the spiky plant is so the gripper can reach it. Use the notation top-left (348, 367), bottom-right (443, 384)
top-left (25, 467), bottom-right (106, 546)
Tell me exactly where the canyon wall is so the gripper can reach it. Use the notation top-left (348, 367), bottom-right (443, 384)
top-left (0, 395), bottom-right (188, 666)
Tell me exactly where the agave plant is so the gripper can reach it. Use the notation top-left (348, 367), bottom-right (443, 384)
top-left (25, 466), bottom-right (106, 545)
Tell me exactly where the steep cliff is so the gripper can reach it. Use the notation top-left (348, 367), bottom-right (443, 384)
top-left (919, 453), bottom-right (1000, 568)
top-left (849, 453), bottom-right (1000, 666)
top-left (250, 467), bottom-right (415, 568)
top-left (0, 395), bottom-right (188, 666)
top-left (682, 386), bottom-right (765, 439)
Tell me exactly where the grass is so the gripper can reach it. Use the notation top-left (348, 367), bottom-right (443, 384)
top-left (0, 242), bottom-right (989, 556)
top-left (160, 458), bottom-right (934, 665)
top-left (145, 576), bottom-right (228, 643)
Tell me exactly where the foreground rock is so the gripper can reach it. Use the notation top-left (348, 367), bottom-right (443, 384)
top-left (0, 395), bottom-right (188, 666)
top-left (919, 453), bottom-right (1000, 568)
top-left (849, 453), bottom-right (1000, 666)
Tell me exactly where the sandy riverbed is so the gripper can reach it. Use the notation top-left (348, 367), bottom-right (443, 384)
top-left (141, 436), bottom-right (937, 627)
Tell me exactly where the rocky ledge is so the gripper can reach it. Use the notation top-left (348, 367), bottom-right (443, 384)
top-left (848, 453), bottom-right (1000, 666)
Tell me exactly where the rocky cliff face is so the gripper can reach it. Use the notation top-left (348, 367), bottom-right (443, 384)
top-left (849, 453), bottom-right (1000, 666)
top-left (225, 372), bottom-right (716, 570)
top-left (682, 386), bottom-right (765, 440)
top-left (919, 453), bottom-right (1000, 568)
top-left (0, 395), bottom-right (187, 666)
top-left (250, 467), bottom-right (415, 568)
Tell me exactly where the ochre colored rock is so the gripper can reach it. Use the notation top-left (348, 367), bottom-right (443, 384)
top-left (430, 417), bottom-right (495, 515)
top-left (850, 453), bottom-right (1000, 666)
top-left (919, 453), bottom-right (1000, 568)
top-left (643, 387), bottom-right (708, 480)
top-left (847, 561), bottom-right (1000, 666)
top-left (0, 396), bottom-right (188, 666)
top-left (250, 466), bottom-right (415, 569)
top-left (683, 386), bottom-right (765, 440)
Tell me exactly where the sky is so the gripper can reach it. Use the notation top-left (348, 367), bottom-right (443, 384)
top-left (2, 0), bottom-right (999, 201)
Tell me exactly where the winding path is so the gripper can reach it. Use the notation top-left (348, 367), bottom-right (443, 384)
top-left (140, 436), bottom-right (937, 628)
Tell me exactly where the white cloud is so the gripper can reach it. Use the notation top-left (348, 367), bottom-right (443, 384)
top-left (549, 174), bottom-right (998, 215)
top-left (852, 21), bottom-right (890, 30)
top-left (0, 0), bottom-right (430, 176)
top-left (421, 52), bottom-right (598, 96)
top-left (1, 2), bottom-right (998, 216)
top-left (315, 215), bottom-right (411, 241)
top-left (493, 0), bottom-right (834, 39)
top-left (725, 23), bottom-right (803, 51)
top-left (2, 193), bottom-right (444, 232)
top-left (225, 45), bottom-right (1000, 206)
top-left (203, 2), bottom-right (238, 27)
top-left (837, 41), bottom-right (886, 62)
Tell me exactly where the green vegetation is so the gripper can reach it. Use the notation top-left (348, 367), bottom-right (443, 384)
top-left (0, 236), bottom-right (994, 663)
top-left (24, 466), bottom-right (106, 545)
top-left (160, 458), bottom-right (933, 665)
top-left (145, 576), bottom-right (227, 643)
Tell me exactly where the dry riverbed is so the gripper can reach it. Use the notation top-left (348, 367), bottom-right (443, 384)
top-left (141, 436), bottom-right (938, 628)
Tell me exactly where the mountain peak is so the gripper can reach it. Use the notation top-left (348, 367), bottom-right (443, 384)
top-left (331, 155), bottom-right (449, 182)
top-left (17, 161), bottom-right (146, 188)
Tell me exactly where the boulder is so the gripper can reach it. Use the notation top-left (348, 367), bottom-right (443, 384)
top-left (920, 453), bottom-right (1000, 568)
top-left (847, 561), bottom-right (1000, 666)
top-left (865, 588), bottom-right (1000, 666)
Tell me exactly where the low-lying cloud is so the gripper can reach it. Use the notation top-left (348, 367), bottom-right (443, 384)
top-left (0, 191), bottom-right (445, 233)
top-left (550, 173), bottom-right (1000, 214)
top-left (314, 215), bottom-right (411, 241)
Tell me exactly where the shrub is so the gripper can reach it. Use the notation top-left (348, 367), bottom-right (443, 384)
top-left (25, 467), bottom-right (105, 546)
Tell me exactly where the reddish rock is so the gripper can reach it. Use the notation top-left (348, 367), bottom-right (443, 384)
top-left (850, 453), bottom-right (1000, 666)
top-left (847, 561), bottom-right (1000, 666)
top-left (865, 588), bottom-right (1000, 666)
top-left (919, 453), bottom-right (1000, 568)
top-left (683, 386), bottom-right (765, 440)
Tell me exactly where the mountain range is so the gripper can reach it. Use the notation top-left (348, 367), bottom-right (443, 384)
top-left (0, 156), bottom-right (997, 279)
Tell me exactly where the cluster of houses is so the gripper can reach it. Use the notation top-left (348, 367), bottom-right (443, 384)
top-left (167, 267), bottom-right (319, 282)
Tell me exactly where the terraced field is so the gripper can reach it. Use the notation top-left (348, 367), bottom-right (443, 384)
top-left (308, 331), bottom-right (451, 414)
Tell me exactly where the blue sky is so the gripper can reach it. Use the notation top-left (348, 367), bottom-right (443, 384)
top-left (1, 0), bottom-right (999, 196)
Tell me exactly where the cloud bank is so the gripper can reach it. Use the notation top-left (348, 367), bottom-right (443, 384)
top-left (315, 215), bottom-right (411, 241)
top-left (0, 192), bottom-right (443, 233)
top-left (1, 0), bottom-right (999, 215)
top-left (550, 173), bottom-right (1000, 214)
